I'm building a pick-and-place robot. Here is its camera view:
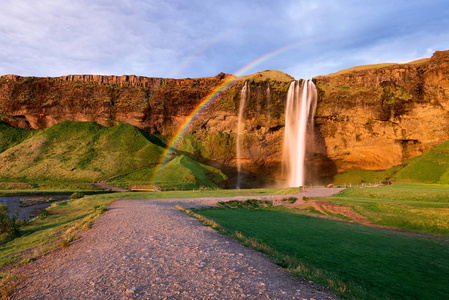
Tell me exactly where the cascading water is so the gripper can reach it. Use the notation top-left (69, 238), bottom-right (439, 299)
top-left (236, 81), bottom-right (250, 189)
top-left (266, 85), bottom-right (271, 126)
top-left (282, 79), bottom-right (317, 187)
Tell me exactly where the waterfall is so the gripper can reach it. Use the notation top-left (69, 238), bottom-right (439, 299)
top-left (266, 85), bottom-right (271, 126)
top-left (236, 81), bottom-right (250, 189)
top-left (282, 80), bottom-right (317, 187)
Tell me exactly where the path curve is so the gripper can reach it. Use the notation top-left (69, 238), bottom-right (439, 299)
top-left (90, 183), bottom-right (128, 192)
top-left (12, 198), bottom-right (337, 299)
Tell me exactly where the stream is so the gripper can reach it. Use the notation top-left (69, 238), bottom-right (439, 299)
top-left (0, 195), bottom-right (70, 221)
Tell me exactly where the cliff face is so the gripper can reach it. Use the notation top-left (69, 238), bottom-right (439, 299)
top-left (314, 50), bottom-right (449, 173)
top-left (0, 73), bottom-right (223, 133)
top-left (1, 51), bottom-right (448, 185)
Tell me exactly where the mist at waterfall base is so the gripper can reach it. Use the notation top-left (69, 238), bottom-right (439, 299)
top-left (235, 79), bottom-right (317, 189)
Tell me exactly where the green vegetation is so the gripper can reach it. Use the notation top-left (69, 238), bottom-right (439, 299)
top-left (0, 182), bottom-right (103, 191)
top-left (391, 140), bottom-right (449, 183)
top-left (193, 204), bottom-right (449, 299)
top-left (0, 183), bottom-right (107, 197)
top-left (333, 168), bottom-right (400, 185)
top-left (0, 121), bottom-right (227, 189)
top-left (70, 192), bottom-right (84, 199)
top-left (0, 205), bottom-right (21, 237)
top-left (0, 121), bottom-right (163, 182)
top-left (325, 184), bottom-right (449, 235)
top-left (109, 155), bottom-right (228, 190)
top-left (156, 155), bottom-right (227, 189)
top-left (0, 121), bottom-right (34, 153)
top-left (217, 199), bottom-right (272, 208)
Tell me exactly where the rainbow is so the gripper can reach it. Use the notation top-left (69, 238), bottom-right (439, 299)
top-left (150, 38), bottom-right (315, 185)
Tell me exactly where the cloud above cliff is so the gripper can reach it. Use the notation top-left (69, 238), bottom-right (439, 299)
top-left (1, 0), bottom-right (448, 79)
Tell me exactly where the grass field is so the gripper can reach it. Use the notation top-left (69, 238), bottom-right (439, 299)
top-left (324, 184), bottom-right (449, 234)
top-left (194, 204), bottom-right (449, 299)
top-left (189, 184), bottom-right (449, 299)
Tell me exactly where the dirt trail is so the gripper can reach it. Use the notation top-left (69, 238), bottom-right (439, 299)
top-left (90, 183), bottom-right (128, 192)
top-left (12, 198), bottom-right (337, 299)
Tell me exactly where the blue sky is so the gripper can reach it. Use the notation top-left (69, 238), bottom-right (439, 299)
top-left (1, 0), bottom-right (448, 80)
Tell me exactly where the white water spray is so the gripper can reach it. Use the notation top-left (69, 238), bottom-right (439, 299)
top-left (282, 80), bottom-right (317, 187)
top-left (266, 85), bottom-right (272, 126)
top-left (236, 81), bottom-right (250, 189)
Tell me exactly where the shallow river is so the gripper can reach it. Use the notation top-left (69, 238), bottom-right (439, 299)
top-left (0, 195), bottom-right (70, 220)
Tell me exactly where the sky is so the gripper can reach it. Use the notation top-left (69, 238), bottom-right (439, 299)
top-left (1, 0), bottom-right (449, 80)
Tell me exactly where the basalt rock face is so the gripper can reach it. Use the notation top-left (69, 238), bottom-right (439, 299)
top-left (1, 51), bottom-right (449, 185)
top-left (314, 50), bottom-right (449, 173)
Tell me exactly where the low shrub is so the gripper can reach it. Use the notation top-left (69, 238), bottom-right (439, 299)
top-left (70, 192), bottom-right (84, 200)
top-left (93, 204), bottom-right (107, 214)
top-left (0, 204), bottom-right (21, 236)
top-left (39, 209), bottom-right (49, 219)
top-left (282, 197), bottom-right (297, 204)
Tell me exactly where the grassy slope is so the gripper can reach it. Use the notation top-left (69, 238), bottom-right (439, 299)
top-left (110, 155), bottom-right (228, 189)
top-left (0, 122), bottom-right (35, 153)
top-left (0, 121), bottom-right (226, 188)
top-left (392, 140), bottom-right (449, 183)
top-left (0, 121), bottom-right (162, 182)
top-left (196, 206), bottom-right (449, 299)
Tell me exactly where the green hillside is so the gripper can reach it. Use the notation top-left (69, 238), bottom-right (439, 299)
top-left (0, 121), bottom-right (35, 153)
top-left (334, 139), bottom-right (449, 185)
top-left (0, 121), bottom-right (227, 187)
top-left (110, 155), bottom-right (227, 189)
top-left (391, 140), bottom-right (449, 184)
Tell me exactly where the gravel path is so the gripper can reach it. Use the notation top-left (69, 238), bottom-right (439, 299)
top-left (12, 198), bottom-right (337, 299)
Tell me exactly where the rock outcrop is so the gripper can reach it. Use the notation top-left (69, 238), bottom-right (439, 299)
top-left (314, 50), bottom-right (449, 173)
top-left (1, 51), bottom-right (448, 185)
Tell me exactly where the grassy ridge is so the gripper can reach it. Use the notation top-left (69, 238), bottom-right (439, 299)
top-left (109, 155), bottom-right (228, 189)
top-left (0, 121), bottom-right (226, 188)
top-left (0, 121), bottom-right (163, 182)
